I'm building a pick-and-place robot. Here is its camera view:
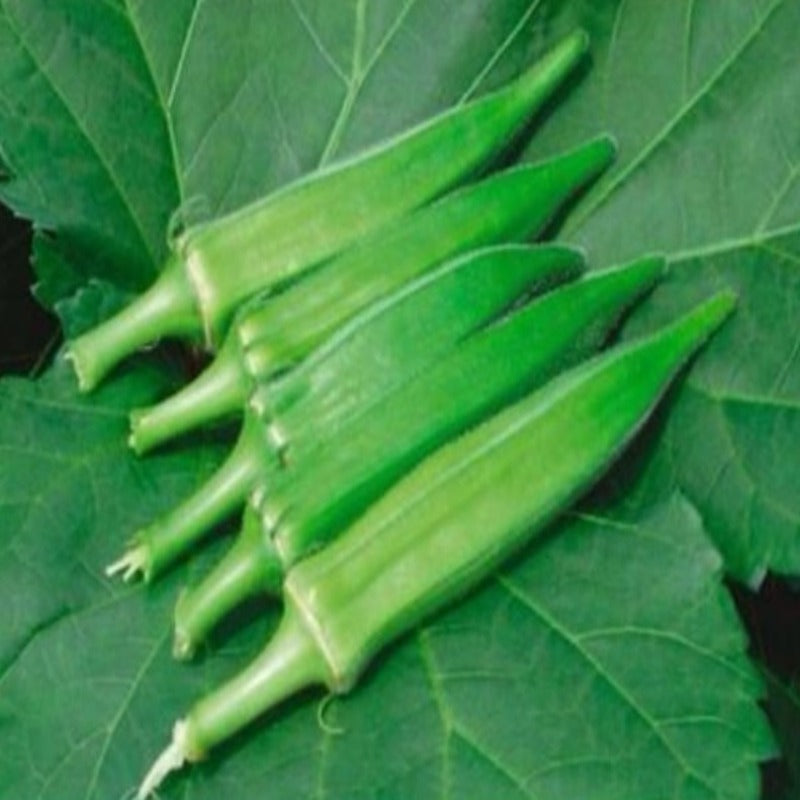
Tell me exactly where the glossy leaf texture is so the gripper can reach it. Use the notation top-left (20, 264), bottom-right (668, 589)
top-left (0, 1), bottom-right (796, 798)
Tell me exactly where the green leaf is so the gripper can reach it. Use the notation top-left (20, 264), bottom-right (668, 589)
top-left (0, 0), bottom-right (179, 293)
top-left (0, 360), bottom-right (224, 672)
top-left (0, 1), bottom-right (797, 798)
top-left (609, 232), bottom-right (800, 582)
top-left (0, 376), bottom-right (773, 798)
top-left (524, 0), bottom-right (800, 581)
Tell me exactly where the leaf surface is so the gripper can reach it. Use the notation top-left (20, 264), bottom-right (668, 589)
top-left (0, 1), bottom-right (796, 798)
top-left (524, 0), bottom-right (800, 581)
top-left (0, 387), bottom-right (773, 799)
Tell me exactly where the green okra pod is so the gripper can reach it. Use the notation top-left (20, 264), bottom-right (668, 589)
top-left (129, 135), bottom-right (615, 454)
top-left (171, 255), bottom-right (665, 656)
top-left (67, 31), bottom-right (590, 392)
top-left (138, 291), bottom-right (736, 798)
top-left (109, 244), bottom-right (582, 583)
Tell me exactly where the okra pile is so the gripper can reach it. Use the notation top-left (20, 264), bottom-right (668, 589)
top-left (64, 31), bottom-right (737, 798)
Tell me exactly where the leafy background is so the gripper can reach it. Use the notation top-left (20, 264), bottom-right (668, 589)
top-left (0, 1), bottom-right (798, 798)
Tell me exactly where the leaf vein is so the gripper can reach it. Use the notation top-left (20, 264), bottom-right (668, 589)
top-left (458, 0), bottom-right (543, 104)
top-left (569, 0), bottom-right (788, 235)
top-left (0, 1), bottom-right (159, 265)
top-left (287, 0), bottom-right (348, 84)
top-left (499, 576), bottom-right (721, 794)
top-left (83, 627), bottom-right (169, 800)
top-left (121, 0), bottom-right (185, 207)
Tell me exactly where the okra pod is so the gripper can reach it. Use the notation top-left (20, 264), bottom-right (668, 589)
top-left (109, 245), bottom-right (582, 582)
top-left (138, 291), bottom-right (735, 798)
top-left (67, 31), bottom-right (590, 392)
top-left (129, 135), bottom-right (615, 454)
top-left (172, 255), bottom-right (664, 655)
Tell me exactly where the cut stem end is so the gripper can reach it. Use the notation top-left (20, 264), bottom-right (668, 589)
top-left (67, 256), bottom-right (199, 393)
top-left (106, 545), bottom-right (149, 583)
top-left (136, 720), bottom-right (190, 800)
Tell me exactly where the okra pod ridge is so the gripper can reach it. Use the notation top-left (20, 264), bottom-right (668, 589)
top-left (72, 31), bottom-right (592, 394)
top-left (170, 253), bottom-right (666, 656)
top-left (129, 133), bottom-right (615, 453)
top-left (111, 413), bottom-right (279, 581)
top-left (140, 290), bottom-right (735, 798)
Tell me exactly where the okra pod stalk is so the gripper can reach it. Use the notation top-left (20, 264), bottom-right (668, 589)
top-left (139, 292), bottom-right (736, 797)
top-left (173, 255), bottom-right (664, 655)
top-left (68, 31), bottom-right (591, 392)
top-left (130, 135), bottom-right (615, 454)
top-left (113, 245), bottom-right (582, 581)
top-left (106, 413), bottom-right (280, 582)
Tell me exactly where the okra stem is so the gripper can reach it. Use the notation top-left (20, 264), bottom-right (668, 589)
top-left (173, 507), bottom-right (283, 659)
top-left (129, 333), bottom-right (250, 455)
top-left (137, 603), bottom-right (329, 799)
top-left (67, 254), bottom-right (197, 391)
top-left (111, 414), bottom-right (276, 581)
top-left (129, 135), bottom-right (615, 453)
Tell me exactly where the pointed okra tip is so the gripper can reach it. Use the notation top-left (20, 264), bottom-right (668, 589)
top-left (594, 131), bottom-right (619, 165)
top-left (663, 287), bottom-right (738, 355)
top-left (697, 288), bottom-right (737, 331)
top-left (558, 27), bottom-right (590, 59)
top-left (626, 251), bottom-right (668, 283)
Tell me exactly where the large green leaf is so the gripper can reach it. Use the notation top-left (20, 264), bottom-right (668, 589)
top-left (522, 0), bottom-right (800, 581)
top-left (0, 369), bottom-right (773, 797)
top-left (0, 1), bottom-right (797, 798)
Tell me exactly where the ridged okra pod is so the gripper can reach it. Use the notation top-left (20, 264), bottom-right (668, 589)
top-left (110, 245), bottom-right (582, 582)
top-left (129, 136), bottom-right (615, 454)
top-left (171, 255), bottom-right (664, 655)
top-left (67, 31), bottom-right (590, 392)
top-left (138, 292), bottom-right (736, 798)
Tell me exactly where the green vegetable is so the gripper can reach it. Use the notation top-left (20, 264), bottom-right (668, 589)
top-left (129, 136), bottom-right (615, 454)
top-left (65, 31), bottom-right (590, 392)
top-left (173, 254), bottom-right (665, 656)
top-left (108, 244), bottom-right (583, 583)
top-left (137, 291), bottom-right (736, 798)
top-left (129, 253), bottom-right (661, 656)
